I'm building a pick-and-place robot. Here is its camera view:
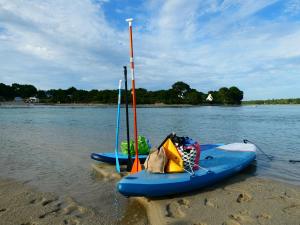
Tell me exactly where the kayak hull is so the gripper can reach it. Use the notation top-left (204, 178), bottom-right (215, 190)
top-left (90, 144), bottom-right (222, 165)
top-left (117, 143), bottom-right (256, 197)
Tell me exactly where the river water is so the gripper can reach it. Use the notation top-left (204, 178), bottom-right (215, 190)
top-left (0, 105), bottom-right (299, 222)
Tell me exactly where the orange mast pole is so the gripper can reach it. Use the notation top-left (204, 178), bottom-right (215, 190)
top-left (126, 18), bottom-right (141, 173)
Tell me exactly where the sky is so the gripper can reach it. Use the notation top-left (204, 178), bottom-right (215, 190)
top-left (0, 0), bottom-right (300, 100)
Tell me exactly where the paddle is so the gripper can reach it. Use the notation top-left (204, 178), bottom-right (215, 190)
top-left (124, 66), bottom-right (133, 171)
top-left (126, 18), bottom-right (142, 174)
top-left (114, 79), bottom-right (122, 173)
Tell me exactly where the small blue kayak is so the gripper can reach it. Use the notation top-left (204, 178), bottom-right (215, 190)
top-left (91, 144), bottom-right (221, 165)
top-left (117, 143), bottom-right (256, 197)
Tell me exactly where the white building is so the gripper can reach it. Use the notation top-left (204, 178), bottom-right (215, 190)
top-left (206, 94), bottom-right (213, 102)
top-left (27, 97), bottom-right (39, 103)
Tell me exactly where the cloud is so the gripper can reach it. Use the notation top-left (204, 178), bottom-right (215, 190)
top-left (0, 0), bottom-right (299, 99)
top-left (0, 0), bottom-right (127, 89)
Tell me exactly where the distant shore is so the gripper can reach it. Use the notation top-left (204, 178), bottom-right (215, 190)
top-left (0, 102), bottom-right (195, 108)
top-left (243, 98), bottom-right (300, 105)
top-left (1, 101), bottom-right (300, 108)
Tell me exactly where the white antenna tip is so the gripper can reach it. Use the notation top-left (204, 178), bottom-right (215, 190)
top-left (126, 18), bottom-right (133, 22)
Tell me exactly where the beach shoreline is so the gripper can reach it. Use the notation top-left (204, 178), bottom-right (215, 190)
top-left (1, 164), bottom-right (299, 225)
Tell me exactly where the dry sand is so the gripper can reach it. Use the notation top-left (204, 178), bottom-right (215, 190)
top-left (1, 163), bottom-right (299, 225)
top-left (135, 175), bottom-right (300, 225)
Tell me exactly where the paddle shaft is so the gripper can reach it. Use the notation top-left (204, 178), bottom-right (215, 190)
top-left (124, 66), bottom-right (132, 171)
top-left (126, 18), bottom-right (141, 173)
top-left (114, 80), bottom-right (122, 172)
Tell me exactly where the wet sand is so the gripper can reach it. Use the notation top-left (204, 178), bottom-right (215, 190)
top-left (0, 178), bottom-right (104, 225)
top-left (0, 175), bottom-right (148, 225)
top-left (1, 164), bottom-right (299, 225)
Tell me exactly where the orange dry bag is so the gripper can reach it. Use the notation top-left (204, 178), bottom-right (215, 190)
top-left (163, 138), bottom-right (184, 173)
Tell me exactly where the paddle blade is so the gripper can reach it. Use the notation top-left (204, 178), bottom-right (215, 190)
top-left (115, 157), bottom-right (121, 173)
top-left (130, 158), bottom-right (142, 174)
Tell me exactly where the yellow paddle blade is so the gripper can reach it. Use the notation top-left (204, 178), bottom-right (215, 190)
top-left (130, 158), bottom-right (142, 174)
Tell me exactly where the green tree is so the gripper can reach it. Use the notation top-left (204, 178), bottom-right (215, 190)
top-left (185, 89), bottom-right (204, 105)
top-left (12, 83), bottom-right (37, 98)
top-left (0, 83), bottom-right (14, 100)
top-left (228, 86), bottom-right (243, 104)
top-left (0, 82), bottom-right (245, 105)
top-left (171, 81), bottom-right (191, 100)
top-left (218, 87), bottom-right (231, 104)
top-left (37, 90), bottom-right (47, 99)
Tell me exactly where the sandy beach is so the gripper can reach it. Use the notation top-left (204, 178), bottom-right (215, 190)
top-left (2, 164), bottom-right (298, 225)
top-left (135, 175), bottom-right (300, 225)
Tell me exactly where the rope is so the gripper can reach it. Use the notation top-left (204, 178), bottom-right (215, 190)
top-left (243, 139), bottom-right (273, 161)
top-left (289, 160), bottom-right (300, 163)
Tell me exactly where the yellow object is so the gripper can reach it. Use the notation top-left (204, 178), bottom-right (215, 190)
top-left (163, 139), bottom-right (184, 173)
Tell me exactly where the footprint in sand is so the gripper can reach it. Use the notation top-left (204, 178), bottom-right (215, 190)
top-left (177, 198), bottom-right (190, 208)
top-left (34, 197), bottom-right (62, 219)
top-left (63, 203), bottom-right (86, 216)
top-left (29, 199), bottom-right (37, 204)
top-left (282, 204), bottom-right (300, 216)
top-left (0, 208), bottom-right (6, 212)
top-left (38, 207), bottom-right (61, 219)
top-left (29, 196), bottom-right (58, 206)
top-left (165, 200), bottom-right (187, 218)
top-left (222, 219), bottom-right (241, 225)
top-left (204, 198), bottom-right (217, 208)
top-left (256, 213), bottom-right (271, 220)
top-left (236, 192), bottom-right (252, 203)
top-left (41, 198), bottom-right (56, 206)
top-left (63, 218), bottom-right (80, 225)
top-left (226, 210), bottom-right (253, 225)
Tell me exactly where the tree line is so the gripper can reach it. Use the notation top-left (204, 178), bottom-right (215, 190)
top-left (0, 82), bottom-right (243, 105)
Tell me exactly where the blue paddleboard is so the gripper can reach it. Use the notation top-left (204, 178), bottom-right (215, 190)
top-left (90, 144), bottom-right (221, 165)
top-left (117, 143), bottom-right (256, 197)
top-left (91, 152), bottom-right (147, 164)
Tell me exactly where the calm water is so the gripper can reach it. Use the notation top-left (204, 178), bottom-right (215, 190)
top-left (0, 105), bottom-right (300, 221)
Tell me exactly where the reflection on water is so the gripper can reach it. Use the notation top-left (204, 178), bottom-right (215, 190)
top-left (0, 105), bottom-right (300, 221)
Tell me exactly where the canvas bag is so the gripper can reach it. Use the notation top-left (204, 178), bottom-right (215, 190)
top-left (144, 147), bottom-right (168, 173)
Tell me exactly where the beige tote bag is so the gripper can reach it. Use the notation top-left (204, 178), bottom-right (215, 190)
top-left (144, 147), bottom-right (168, 173)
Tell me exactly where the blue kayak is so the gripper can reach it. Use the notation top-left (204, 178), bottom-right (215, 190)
top-left (91, 144), bottom-right (221, 165)
top-left (117, 143), bottom-right (256, 197)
